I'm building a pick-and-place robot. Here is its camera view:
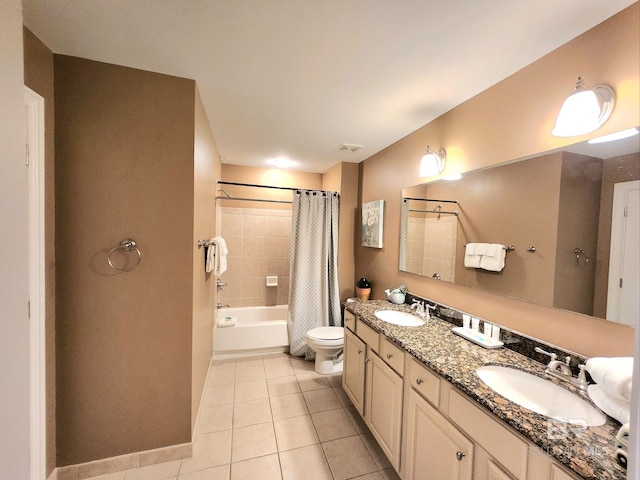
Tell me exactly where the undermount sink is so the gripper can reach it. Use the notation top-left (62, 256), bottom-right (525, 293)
top-left (374, 310), bottom-right (426, 327)
top-left (477, 365), bottom-right (605, 426)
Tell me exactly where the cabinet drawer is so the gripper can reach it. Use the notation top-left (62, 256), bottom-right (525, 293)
top-left (356, 319), bottom-right (380, 351)
top-left (407, 357), bottom-right (440, 407)
top-left (379, 337), bottom-right (404, 376)
top-left (449, 389), bottom-right (528, 479)
top-left (344, 310), bottom-right (356, 332)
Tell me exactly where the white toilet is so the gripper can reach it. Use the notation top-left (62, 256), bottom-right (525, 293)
top-left (306, 326), bottom-right (344, 374)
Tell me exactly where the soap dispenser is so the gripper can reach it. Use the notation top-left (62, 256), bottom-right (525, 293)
top-left (356, 278), bottom-right (371, 302)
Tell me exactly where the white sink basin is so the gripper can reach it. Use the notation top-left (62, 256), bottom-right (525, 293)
top-left (477, 365), bottom-right (605, 426)
top-left (374, 310), bottom-right (426, 327)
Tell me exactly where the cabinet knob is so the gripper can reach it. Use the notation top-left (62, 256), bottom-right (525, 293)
top-left (365, 358), bottom-right (371, 364)
top-left (456, 451), bottom-right (466, 461)
top-left (386, 353), bottom-right (393, 359)
top-left (357, 349), bottom-right (363, 354)
top-left (416, 378), bottom-right (424, 385)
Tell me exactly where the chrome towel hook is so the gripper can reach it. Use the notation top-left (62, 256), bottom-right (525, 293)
top-left (108, 238), bottom-right (142, 272)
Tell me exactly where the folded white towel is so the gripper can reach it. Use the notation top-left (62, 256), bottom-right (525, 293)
top-left (586, 357), bottom-right (633, 401)
top-left (217, 316), bottom-right (237, 328)
top-left (205, 242), bottom-right (215, 273)
top-left (464, 243), bottom-right (482, 268)
top-left (587, 384), bottom-right (630, 424)
top-left (480, 244), bottom-right (506, 272)
top-left (212, 236), bottom-right (228, 276)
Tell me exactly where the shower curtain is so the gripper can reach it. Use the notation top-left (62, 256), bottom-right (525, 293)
top-left (288, 190), bottom-right (341, 359)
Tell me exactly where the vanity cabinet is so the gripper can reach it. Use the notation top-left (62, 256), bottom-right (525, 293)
top-left (343, 327), bottom-right (366, 415)
top-left (365, 347), bottom-right (403, 470)
top-left (404, 387), bottom-right (474, 480)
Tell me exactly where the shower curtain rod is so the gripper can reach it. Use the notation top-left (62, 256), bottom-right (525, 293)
top-left (217, 180), bottom-right (338, 195)
top-left (214, 195), bottom-right (292, 204)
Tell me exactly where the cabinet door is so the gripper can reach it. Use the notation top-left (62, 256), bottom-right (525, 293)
top-left (404, 388), bottom-right (473, 480)
top-left (343, 328), bottom-right (366, 415)
top-left (487, 459), bottom-right (515, 480)
top-left (365, 352), bottom-right (403, 470)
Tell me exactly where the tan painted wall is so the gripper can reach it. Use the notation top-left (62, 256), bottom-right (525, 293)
top-left (192, 86), bottom-right (220, 427)
top-left (323, 162), bottom-right (360, 300)
top-left (54, 56), bottom-right (195, 465)
top-left (23, 27), bottom-right (57, 477)
top-left (356, 5), bottom-right (639, 357)
top-left (0, 1), bottom-right (31, 477)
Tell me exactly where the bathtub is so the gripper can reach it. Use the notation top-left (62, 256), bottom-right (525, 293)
top-left (213, 305), bottom-right (289, 359)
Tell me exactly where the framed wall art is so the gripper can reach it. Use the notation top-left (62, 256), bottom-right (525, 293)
top-left (362, 199), bottom-right (384, 248)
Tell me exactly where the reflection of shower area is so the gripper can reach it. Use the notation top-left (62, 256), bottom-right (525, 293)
top-left (218, 206), bottom-right (292, 306)
top-left (401, 199), bottom-right (458, 282)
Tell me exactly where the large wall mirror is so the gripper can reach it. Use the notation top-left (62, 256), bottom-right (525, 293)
top-left (400, 130), bottom-right (639, 327)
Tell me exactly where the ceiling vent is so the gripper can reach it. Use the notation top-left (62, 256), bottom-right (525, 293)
top-left (338, 143), bottom-right (364, 153)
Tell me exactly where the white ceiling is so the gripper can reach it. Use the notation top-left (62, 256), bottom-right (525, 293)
top-left (22, 0), bottom-right (636, 173)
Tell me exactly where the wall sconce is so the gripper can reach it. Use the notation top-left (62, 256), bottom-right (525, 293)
top-left (551, 76), bottom-right (615, 137)
top-left (419, 146), bottom-right (446, 177)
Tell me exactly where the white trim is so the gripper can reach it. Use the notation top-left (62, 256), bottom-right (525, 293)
top-left (606, 180), bottom-right (640, 324)
top-left (25, 85), bottom-right (46, 480)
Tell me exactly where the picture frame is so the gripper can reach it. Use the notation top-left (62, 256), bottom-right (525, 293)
top-left (361, 199), bottom-right (384, 248)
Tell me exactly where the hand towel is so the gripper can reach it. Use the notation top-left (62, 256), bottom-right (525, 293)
top-left (479, 243), bottom-right (506, 272)
top-left (464, 243), bottom-right (482, 268)
top-left (205, 243), bottom-right (214, 273)
top-left (585, 357), bottom-right (633, 401)
top-left (212, 236), bottom-right (228, 276)
top-left (587, 384), bottom-right (630, 424)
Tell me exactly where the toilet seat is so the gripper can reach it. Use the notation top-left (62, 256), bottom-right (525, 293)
top-left (307, 326), bottom-right (344, 342)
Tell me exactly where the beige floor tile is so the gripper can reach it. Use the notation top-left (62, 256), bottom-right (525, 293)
top-left (381, 467), bottom-right (401, 479)
top-left (181, 430), bottom-right (232, 474)
top-left (235, 362), bottom-right (265, 382)
top-left (297, 372), bottom-right (331, 392)
top-left (270, 392), bottom-right (309, 420)
top-left (302, 387), bottom-right (342, 413)
top-left (279, 444), bottom-right (333, 480)
top-left (326, 372), bottom-right (343, 387)
top-left (233, 398), bottom-right (272, 427)
top-left (273, 415), bottom-right (319, 451)
top-left (345, 405), bottom-right (368, 433)
top-left (266, 375), bottom-right (301, 397)
top-left (332, 386), bottom-right (352, 407)
top-left (311, 408), bottom-right (358, 442)
top-left (322, 435), bottom-right (378, 480)
top-left (208, 363), bottom-right (236, 386)
top-left (347, 473), bottom-right (384, 480)
top-left (86, 472), bottom-right (126, 480)
top-left (123, 460), bottom-right (181, 480)
top-left (360, 432), bottom-right (392, 470)
top-left (263, 357), bottom-right (295, 378)
top-left (230, 454), bottom-right (282, 480)
top-left (204, 383), bottom-right (234, 406)
top-left (177, 464), bottom-right (230, 480)
top-left (234, 379), bottom-right (268, 402)
top-left (232, 422), bottom-right (278, 462)
top-left (290, 358), bottom-right (315, 375)
top-left (198, 404), bottom-right (233, 433)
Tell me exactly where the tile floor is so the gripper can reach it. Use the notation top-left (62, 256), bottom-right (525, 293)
top-left (86, 353), bottom-right (401, 480)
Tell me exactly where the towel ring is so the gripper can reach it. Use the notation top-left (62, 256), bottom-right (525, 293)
top-left (108, 238), bottom-right (142, 272)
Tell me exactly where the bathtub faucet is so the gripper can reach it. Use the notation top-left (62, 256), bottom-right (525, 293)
top-left (216, 303), bottom-right (230, 309)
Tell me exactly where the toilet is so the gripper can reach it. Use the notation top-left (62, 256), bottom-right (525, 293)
top-left (306, 326), bottom-right (344, 374)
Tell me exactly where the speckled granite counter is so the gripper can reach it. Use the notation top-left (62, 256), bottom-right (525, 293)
top-left (344, 300), bottom-right (626, 480)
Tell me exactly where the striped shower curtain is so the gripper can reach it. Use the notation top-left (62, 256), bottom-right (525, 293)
top-left (287, 190), bottom-right (341, 359)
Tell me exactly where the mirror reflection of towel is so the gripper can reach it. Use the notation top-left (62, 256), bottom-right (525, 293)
top-left (479, 244), bottom-right (505, 272)
top-left (464, 243), bottom-right (482, 268)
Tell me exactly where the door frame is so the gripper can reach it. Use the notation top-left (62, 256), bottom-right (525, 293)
top-left (25, 85), bottom-right (46, 480)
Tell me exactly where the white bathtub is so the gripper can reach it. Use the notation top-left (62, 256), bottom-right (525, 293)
top-left (213, 305), bottom-right (289, 359)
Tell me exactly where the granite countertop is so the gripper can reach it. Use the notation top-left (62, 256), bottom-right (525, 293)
top-left (344, 300), bottom-right (626, 480)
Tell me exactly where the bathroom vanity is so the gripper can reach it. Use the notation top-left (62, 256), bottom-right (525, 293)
top-left (342, 300), bottom-right (626, 480)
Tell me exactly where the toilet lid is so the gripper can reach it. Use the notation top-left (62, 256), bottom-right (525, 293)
top-left (307, 326), bottom-right (344, 340)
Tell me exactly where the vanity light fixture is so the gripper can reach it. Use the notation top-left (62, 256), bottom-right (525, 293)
top-left (419, 146), bottom-right (446, 177)
top-left (551, 76), bottom-right (615, 137)
top-left (587, 127), bottom-right (639, 144)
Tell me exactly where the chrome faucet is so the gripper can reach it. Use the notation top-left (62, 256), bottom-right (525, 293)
top-left (411, 299), bottom-right (426, 317)
top-left (535, 347), bottom-right (588, 391)
top-left (216, 302), bottom-right (230, 309)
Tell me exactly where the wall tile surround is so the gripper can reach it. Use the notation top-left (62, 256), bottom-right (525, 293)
top-left (219, 207), bottom-right (292, 307)
top-left (405, 292), bottom-right (589, 374)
